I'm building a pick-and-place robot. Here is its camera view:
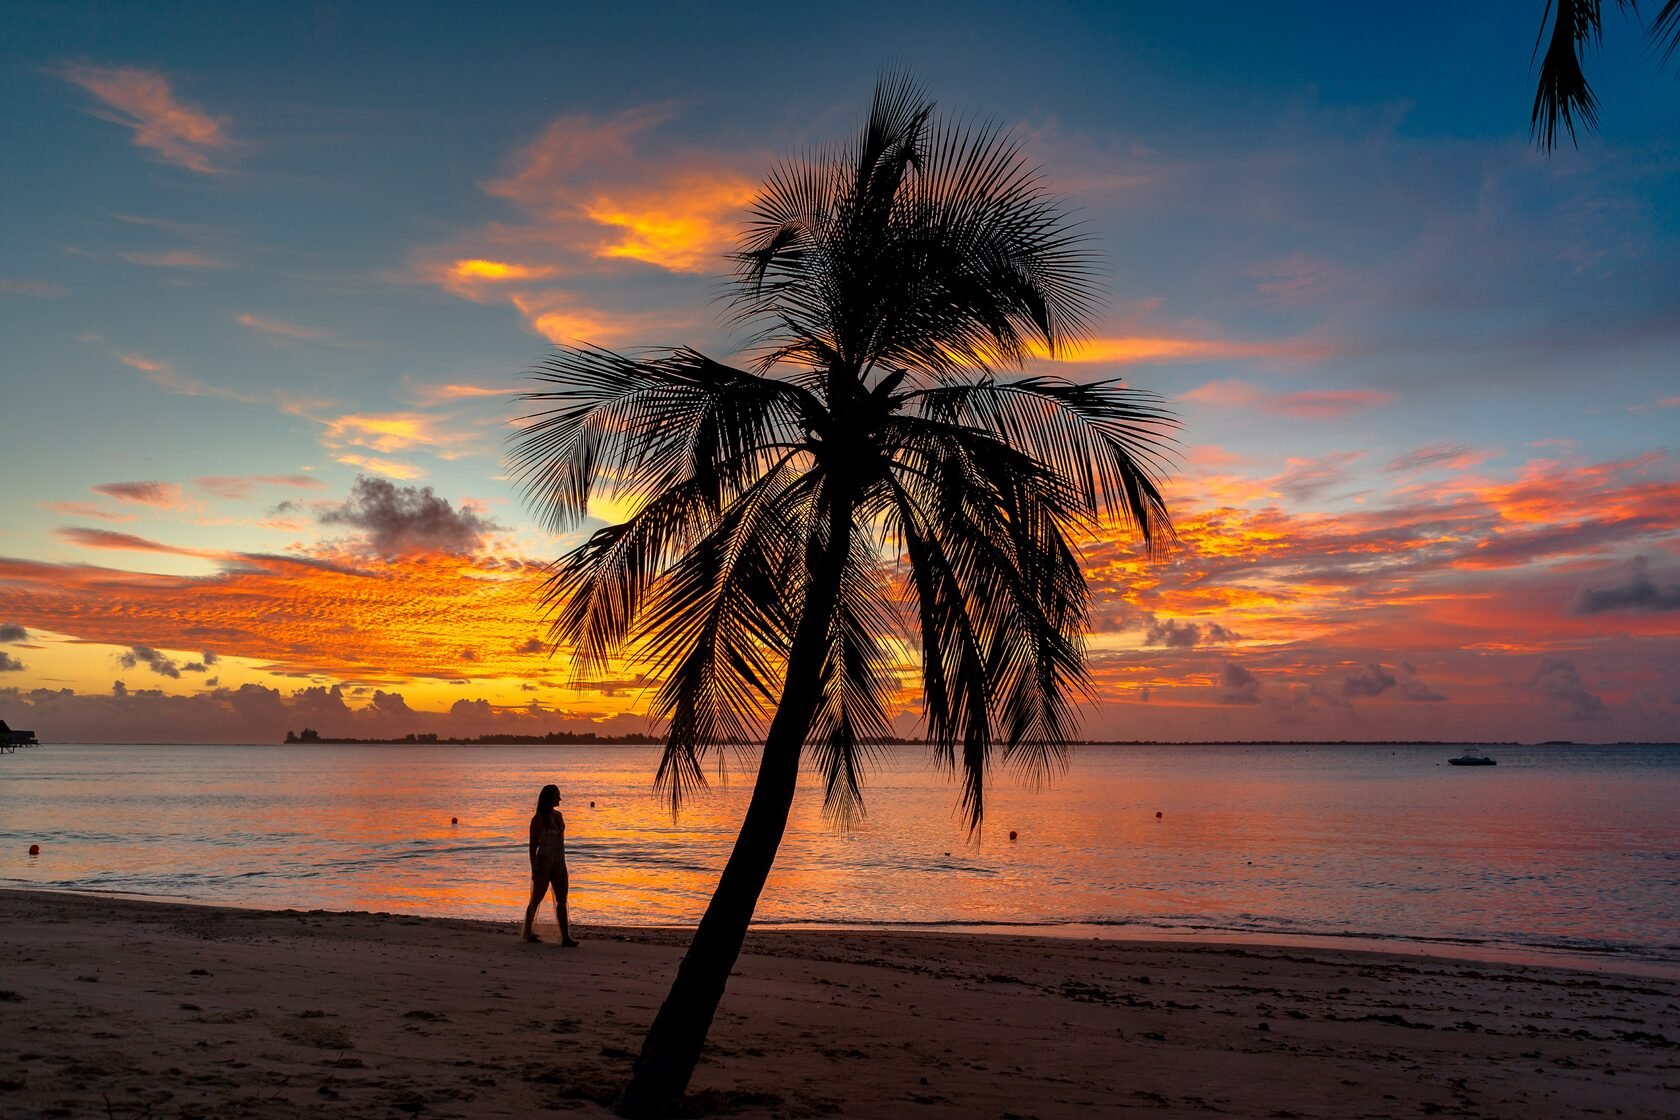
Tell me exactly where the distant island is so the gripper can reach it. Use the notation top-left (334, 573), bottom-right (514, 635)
top-left (276, 730), bottom-right (1674, 748)
top-left (282, 728), bottom-right (663, 745)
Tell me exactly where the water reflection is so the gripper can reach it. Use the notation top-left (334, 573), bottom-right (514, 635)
top-left (2, 742), bottom-right (1676, 962)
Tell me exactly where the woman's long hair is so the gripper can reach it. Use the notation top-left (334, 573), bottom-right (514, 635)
top-left (535, 783), bottom-right (560, 821)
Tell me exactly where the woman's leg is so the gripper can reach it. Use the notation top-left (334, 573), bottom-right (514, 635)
top-left (522, 876), bottom-right (550, 940)
top-left (551, 871), bottom-right (576, 946)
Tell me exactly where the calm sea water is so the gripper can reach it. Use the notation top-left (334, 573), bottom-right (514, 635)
top-left (2, 742), bottom-right (1676, 970)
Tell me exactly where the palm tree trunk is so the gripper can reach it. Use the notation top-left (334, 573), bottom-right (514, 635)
top-left (613, 490), bottom-right (855, 1119)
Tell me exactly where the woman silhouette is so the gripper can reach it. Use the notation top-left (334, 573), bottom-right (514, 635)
top-left (521, 783), bottom-right (578, 946)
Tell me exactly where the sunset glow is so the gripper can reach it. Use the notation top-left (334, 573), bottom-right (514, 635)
top-left (2, 6), bottom-right (1676, 745)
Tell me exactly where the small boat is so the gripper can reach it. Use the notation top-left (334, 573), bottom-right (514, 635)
top-left (1448, 750), bottom-right (1496, 766)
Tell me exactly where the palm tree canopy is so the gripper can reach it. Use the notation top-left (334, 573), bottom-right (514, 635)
top-left (1531, 0), bottom-right (1680, 150)
top-left (512, 74), bottom-right (1177, 829)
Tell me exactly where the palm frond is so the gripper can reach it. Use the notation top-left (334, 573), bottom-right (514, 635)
top-left (638, 462), bottom-right (817, 812)
top-left (806, 536), bottom-right (897, 826)
top-left (1653, 0), bottom-right (1680, 57)
top-left (908, 376), bottom-right (1178, 553)
top-left (510, 346), bottom-right (816, 532)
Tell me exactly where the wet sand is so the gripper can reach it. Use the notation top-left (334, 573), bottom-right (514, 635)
top-left (2, 888), bottom-right (1676, 1118)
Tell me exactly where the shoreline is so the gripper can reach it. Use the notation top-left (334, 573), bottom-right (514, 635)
top-left (4, 888), bottom-right (1677, 1119)
top-left (16, 884), bottom-right (1677, 982)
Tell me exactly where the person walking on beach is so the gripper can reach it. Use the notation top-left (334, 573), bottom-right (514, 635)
top-left (522, 783), bottom-right (578, 946)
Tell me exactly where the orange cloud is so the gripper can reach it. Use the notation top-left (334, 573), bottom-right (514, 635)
top-left (579, 176), bottom-right (758, 273)
top-left (411, 105), bottom-right (760, 343)
top-left (60, 65), bottom-right (232, 173)
top-left (1044, 335), bottom-right (1334, 365)
top-left (332, 454), bottom-right (424, 481)
top-left (0, 550), bottom-right (554, 686)
top-left (56, 527), bottom-right (201, 555)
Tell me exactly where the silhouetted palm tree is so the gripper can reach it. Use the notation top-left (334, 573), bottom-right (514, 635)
top-left (1531, 0), bottom-right (1680, 148)
top-left (511, 73), bottom-right (1176, 1119)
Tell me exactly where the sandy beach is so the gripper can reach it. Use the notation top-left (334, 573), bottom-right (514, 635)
top-left (2, 889), bottom-right (1675, 1119)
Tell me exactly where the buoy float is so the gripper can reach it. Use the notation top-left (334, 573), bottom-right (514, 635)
top-left (28, 844), bottom-right (40, 856)
top-left (450, 817), bottom-right (458, 825)
top-left (1155, 811), bottom-right (1163, 819)
top-left (589, 801), bottom-right (596, 808)
top-left (1008, 830), bottom-right (1018, 841)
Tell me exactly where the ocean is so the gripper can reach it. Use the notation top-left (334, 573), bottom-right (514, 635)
top-left (3, 742), bottom-right (1676, 972)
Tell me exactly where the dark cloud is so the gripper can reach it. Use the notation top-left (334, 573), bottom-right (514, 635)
top-left (119, 645), bottom-right (181, 678)
top-left (319, 476), bottom-right (497, 556)
top-left (1343, 663), bottom-right (1397, 698)
top-left (0, 623), bottom-right (29, 643)
top-left (460, 648), bottom-right (477, 662)
top-left (202, 650), bottom-right (220, 665)
top-left (516, 637), bottom-right (545, 655)
top-left (1219, 662), bottom-right (1261, 705)
top-left (0, 680), bottom-right (649, 743)
top-left (1574, 558), bottom-right (1680, 615)
top-left (0, 652), bottom-right (25, 672)
top-left (1398, 678), bottom-right (1448, 702)
top-left (1528, 658), bottom-right (1608, 722)
top-left (1145, 617), bottom-right (1238, 649)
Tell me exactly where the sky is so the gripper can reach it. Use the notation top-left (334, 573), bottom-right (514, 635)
top-left (1, 1), bottom-right (1677, 744)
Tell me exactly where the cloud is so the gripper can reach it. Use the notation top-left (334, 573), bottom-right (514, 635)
top-left (1180, 381), bottom-right (1392, 419)
top-left (120, 645), bottom-right (181, 679)
top-left (1179, 379), bottom-right (1266, 408)
top-left (92, 481), bottom-right (184, 508)
top-left (0, 278), bottom-right (68, 298)
top-left (1574, 558), bottom-right (1680, 615)
top-left (111, 349), bottom-right (316, 412)
top-left (60, 64), bottom-right (232, 173)
top-left (1144, 617), bottom-right (1237, 648)
top-left (516, 637), bottom-right (545, 655)
top-left (1342, 663), bottom-right (1397, 698)
top-left (319, 477), bottom-right (498, 557)
top-left (411, 105), bottom-right (757, 344)
top-left (0, 681), bottom-right (648, 744)
top-left (1527, 658), bottom-right (1607, 722)
top-left (404, 380), bottom-right (516, 406)
top-left (484, 107), bottom-right (756, 274)
top-left (1385, 444), bottom-right (1501, 474)
top-left (332, 454), bottom-right (424, 481)
top-left (0, 653), bottom-right (24, 672)
top-left (196, 475), bottom-right (325, 500)
top-left (1272, 451), bottom-right (1366, 503)
top-left (1248, 252), bottom-right (1348, 305)
top-left (1219, 662), bottom-right (1261, 704)
top-left (1265, 390), bottom-right (1395, 420)
top-left (118, 250), bottom-right (225, 268)
top-left (43, 501), bottom-right (134, 523)
top-left (320, 413), bottom-right (469, 456)
top-left (234, 313), bottom-right (335, 342)
top-left (0, 623), bottom-right (30, 643)
top-left (56, 527), bottom-right (197, 554)
top-left (1045, 336), bottom-right (1333, 366)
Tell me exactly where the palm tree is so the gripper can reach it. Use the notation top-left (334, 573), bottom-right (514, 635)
top-left (511, 73), bottom-right (1177, 1119)
top-left (1530, 0), bottom-right (1680, 149)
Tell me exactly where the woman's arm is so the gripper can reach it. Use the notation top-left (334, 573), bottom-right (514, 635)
top-left (528, 814), bottom-right (540, 870)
